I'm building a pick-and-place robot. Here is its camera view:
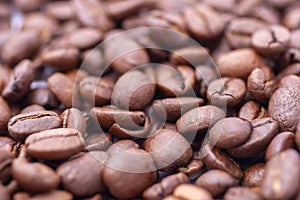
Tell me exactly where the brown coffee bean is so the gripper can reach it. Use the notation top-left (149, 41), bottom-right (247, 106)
top-left (72, 0), bottom-right (114, 31)
top-left (79, 76), bottom-right (114, 106)
top-left (144, 129), bottom-right (193, 172)
top-left (207, 77), bottom-right (246, 107)
top-left (238, 101), bottom-right (267, 121)
top-left (0, 146), bottom-right (14, 184)
top-left (261, 149), bottom-right (300, 200)
top-left (81, 48), bottom-right (106, 76)
top-left (91, 107), bottom-right (145, 130)
top-left (225, 17), bottom-right (266, 49)
top-left (224, 187), bottom-right (263, 200)
top-left (243, 163), bottom-right (265, 187)
top-left (45, 1), bottom-right (74, 21)
top-left (103, 148), bottom-right (157, 199)
top-left (20, 104), bottom-right (45, 114)
top-left (84, 133), bottom-right (112, 152)
top-left (176, 105), bottom-right (226, 134)
top-left (106, 139), bottom-right (139, 156)
top-left (184, 4), bottom-right (224, 41)
top-left (39, 48), bottom-right (80, 71)
top-left (12, 157), bottom-right (60, 193)
top-left (151, 97), bottom-right (204, 122)
top-left (25, 128), bottom-right (84, 160)
top-left (143, 173), bottom-right (190, 200)
top-left (173, 184), bottom-right (213, 200)
top-left (8, 111), bottom-right (62, 141)
top-left (195, 169), bottom-right (238, 197)
top-left (265, 131), bottom-right (295, 160)
top-left (283, 6), bottom-right (300, 30)
top-left (66, 28), bottom-right (103, 50)
top-left (61, 108), bottom-right (86, 135)
top-left (276, 63), bottom-right (300, 81)
top-left (0, 180), bottom-right (17, 200)
top-left (14, 0), bottom-right (44, 12)
top-left (279, 75), bottom-right (300, 89)
top-left (1, 30), bottom-right (41, 66)
top-left (25, 88), bottom-right (59, 109)
top-left (57, 151), bottom-right (107, 196)
top-left (170, 47), bottom-right (209, 66)
top-left (252, 25), bottom-right (290, 56)
top-left (201, 144), bottom-right (243, 179)
top-left (47, 72), bottom-right (79, 108)
top-left (251, 4), bottom-right (280, 24)
top-left (0, 97), bottom-right (11, 132)
top-left (0, 137), bottom-right (14, 149)
top-left (112, 70), bottom-right (155, 110)
top-left (65, 69), bottom-right (89, 84)
top-left (2, 60), bottom-right (35, 101)
top-left (209, 117), bottom-right (252, 149)
top-left (216, 48), bottom-right (267, 80)
top-left (13, 190), bottom-right (72, 200)
top-left (269, 87), bottom-right (300, 131)
top-left (177, 152), bottom-right (205, 179)
top-left (227, 118), bottom-right (279, 158)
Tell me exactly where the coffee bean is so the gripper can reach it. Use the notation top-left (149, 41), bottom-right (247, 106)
top-left (25, 128), bottom-right (84, 160)
top-left (2, 60), bottom-right (35, 101)
top-left (13, 190), bottom-right (73, 200)
top-left (8, 111), bottom-right (62, 141)
top-left (0, 180), bottom-right (17, 200)
top-left (195, 170), bottom-right (238, 197)
top-left (251, 25), bottom-right (290, 56)
top-left (66, 28), bottom-right (103, 50)
top-left (227, 118), bottom-right (279, 158)
top-left (251, 4), bottom-right (280, 24)
top-left (143, 173), bottom-right (190, 200)
top-left (238, 101), bottom-right (267, 121)
top-left (279, 75), bottom-right (300, 89)
top-left (225, 18), bottom-right (266, 49)
top-left (170, 47), bottom-right (209, 66)
top-left (84, 133), bottom-right (112, 152)
top-left (61, 108), bottom-right (86, 135)
top-left (0, 137), bottom-right (14, 148)
top-left (269, 87), bottom-right (300, 131)
top-left (20, 104), bottom-right (45, 114)
top-left (224, 187), bottom-right (263, 200)
top-left (261, 149), bottom-right (300, 200)
top-left (81, 48), bottom-right (105, 75)
top-left (0, 97), bottom-right (11, 132)
top-left (243, 163), bottom-right (265, 187)
top-left (103, 148), bottom-right (157, 199)
top-left (65, 69), bottom-right (89, 84)
top-left (184, 4), bottom-right (224, 41)
top-left (106, 139), bottom-right (139, 156)
top-left (265, 131), bottom-right (295, 160)
top-left (176, 105), bottom-right (225, 134)
top-left (177, 152), bottom-right (205, 179)
top-left (209, 117), bottom-right (252, 149)
top-left (112, 70), bottom-right (155, 110)
top-left (44, 1), bottom-right (74, 21)
top-left (57, 151), bottom-right (107, 196)
top-left (25, 88), bottom-right (59, 109)
top-left (0, 146), bottom-right (13, 184)
top-left (13, 0), bottom-right (43, 12)
top-left (283, 6), bottom-right (300, 30)
top-left (201, 144), bottom-right (243, 179)
top-left (144, 129), bottom-right (193, 172)
top-left (207, 77), bottom-right (246, 107)
top-left (173, 184), bottom-right (213, 200)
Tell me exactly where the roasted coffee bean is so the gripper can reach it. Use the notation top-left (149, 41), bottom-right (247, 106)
top-left (243, 163), bottom-right (265, 187)
top-left (261, 149), bottom-right (300, 200)
top-left (265, 131), bottom-right (295, 160)
top-left (225, 18), bottom-right (266, 49)
top-left (13, 0), bottom-right (44, 12)
top-left (103, 148), bottom-right (157, 199)
top-left (66, 28), bottom-right (103, 50)
top-left (279, 75), bottom-right (300, 89)
top-left (61, 108), bottom-right (86, 135)
top-left (0, 146), bottom-right (14, 184)
top-left (44, 1), bottom-right (74, 21)
top-left (39, 48), bottom-right (80, 71)
top-left (144, 129), bottom-right (193, 172)
top-left (8, 111), bottom-right (62, 141)
top-left (170, 47), bottom-right (209, 66)
top-left (283, 6), bottom-right (300, 30)
top-left (227, 118), bottom-right (279, 158)
top-left (177, 152), bottom-right (205, 179)
top-left (269, 87), bottom-right (300, 131)
top-left (207, 77), bottom-right (246, 107)
top-left (20, 104), bottom-right (45, 114)
top-left (0, 180), bottom-right (17, 200)
top-left (201, 144), bottom-right (243, 179)
top-left (251, 4), bottom-right (280, 24)
top-left (0, 137), bottom-right (14, 148)
top-left (112, 70), bottom-right (155, 110)
top-left (184, 4), bottom-right (224, 41)
top-left (238, 101), bottom-right (267, 121)
top-left (79, 76), bottom-right (114, 106)
top-left (176, 105), bottom-right (226, 134)
top-left (84, 133), bottom-right (112, 152)
top-left (65, 69), bottom-right (89, 84)
top-left (209, 117), bottom-right (252, 149)
top-left (143, 173), bottom-right (190, 200)
top-left (247, 66), bottom-right (277, 103)
top-left (91, 107), bottom-right (145, 130)
top-left (106, 139), bottom-right (139, 156)
top-left (276, 63), bottom-right (300, 80)
top-left (195, 170), bottom-right (238, 197)
top-left (81, 48), bottom-right (106, 76)
top-left (216, 48), bottom-right (267, 80)
top-left (151, 97), bottom-right (204, 122)
top-left (25, 128), bottom-right (84, 160)
top-left (25, 88), bottom-right (59, 109)
top-left (1, 30), bottom-right (40, 66)
top-left (13, 190), bottom-right (72, 200)
top-left (224, 187), bottom-right (262, 200)
top-left (47, 72), bottom-right (79, 108)
top-left (0, 97), bottom-right (11, 132)
top-left (251, 25), bottom-right (290, 56)
top-left (173, 184), bottom-right (213, 200)
top-left (2, 60), bottom-right (35, 101)
top-left (57, 151), bottom-right (107, 196)
top-left (72, 0), bottom-right (114, 31)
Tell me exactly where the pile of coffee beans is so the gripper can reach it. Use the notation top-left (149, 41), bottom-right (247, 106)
top-left (0, 0), bottom-right (300, 200)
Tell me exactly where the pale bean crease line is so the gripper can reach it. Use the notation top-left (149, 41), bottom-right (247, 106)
top-left (9, 113), bottom-right (58, 125)
top-left (26, 133), bottom-right (82, 144)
